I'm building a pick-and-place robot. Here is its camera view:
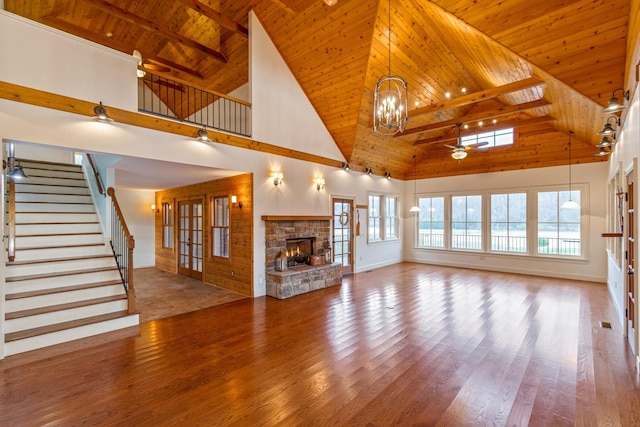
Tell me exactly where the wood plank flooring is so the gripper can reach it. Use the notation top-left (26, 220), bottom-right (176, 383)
top-left (1, 262), bottom-right (640, 426)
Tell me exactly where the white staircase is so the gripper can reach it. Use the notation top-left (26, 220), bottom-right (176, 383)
top-left (4, 159), bottom-right (139, 356)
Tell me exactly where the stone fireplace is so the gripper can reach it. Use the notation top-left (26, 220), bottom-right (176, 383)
top-left (263, 215), bottom-right (342, 299)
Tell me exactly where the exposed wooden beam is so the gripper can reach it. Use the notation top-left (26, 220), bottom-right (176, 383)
top-left (0, 81), bottom-right (342, 169)
top-left (400, 99), bottom-right (551, 137)
top-left (81, 0), bottom-right (228, 63)
top-left (414, 115), bottom-right (556, 146)
top-left (176, 0), bottom-right (249, 38)
top-left (409, 77), bottom-right (545, 118)
top-left (271, 0), bottom-right (297, 15)
top-left (42, 16), bottom-right (204, 79)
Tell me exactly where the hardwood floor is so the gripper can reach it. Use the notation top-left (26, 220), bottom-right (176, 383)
top-left (1, 262), bottom-right (639, 426)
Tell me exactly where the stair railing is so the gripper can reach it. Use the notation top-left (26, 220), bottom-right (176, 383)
top-left (107, 187), bottom-right (136, 314)
top-left (86, 153), bottom-right (105, 196)
top-left (6, 145), bottom-right (16, 262)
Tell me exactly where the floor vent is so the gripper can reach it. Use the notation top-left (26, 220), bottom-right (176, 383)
top-left (600, 321), bottom-right (612, 329)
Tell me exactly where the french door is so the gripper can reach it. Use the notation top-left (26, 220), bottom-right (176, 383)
top-left (333, 198), bottom-right (354, 275)
top-left (178, 199), bottom-right (203, 280)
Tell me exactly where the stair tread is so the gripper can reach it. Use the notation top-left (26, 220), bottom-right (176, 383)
top-left (5, 311), bottom-right (129, 342)
top-left (16, 232), bottom-right (102, 237)
top-left (6, 266), bottom-right (119, 283)
top-left (6, 294), bottom-right (126, 320)
top-left (16, 158), bottom-right (83, 168)
top-left (6, 279), bottom-right (123, 299)
top-left (15, 243), bottom-right (106, 251)
top-left (15, 222), bottom-right (99, 225)
top-left (7, 254), bottom-right (113, 266)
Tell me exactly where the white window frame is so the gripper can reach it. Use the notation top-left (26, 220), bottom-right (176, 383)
top-left (368, 192), bottom-right (399, 243)
top-left (489, 192), bottom-right (527, 254)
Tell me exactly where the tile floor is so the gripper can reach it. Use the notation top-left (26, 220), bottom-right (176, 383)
top-left (134, 267), bottom-right (248, 323)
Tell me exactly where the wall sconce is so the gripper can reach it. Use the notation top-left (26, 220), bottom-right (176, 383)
top-left (315, 178), bottom-right (325, 191)
top-left (272, 171), bottom-right (284, 186)
top-left (196, 126), bottom-right (212, 142)
top-left (597, 116), bottom-right (620, 137)
top-left (385, 172), bottom-right (392, 180)
top-left (365, 167), bottom-right (373, 176)
top-left (151, 204), bottom-right (156, 212)
top-left (596, 136), bottom-right (614, 148)
top-left (92, 101), bottom-right (114, 123)
top-left (7, 162), bottom-right (30, 179)
top-left (231, 195), bottom-right (243, 208)
top-left (342, 162), bottom-right (350, 171)
top-left (602, 88), bottom-right (629, 113)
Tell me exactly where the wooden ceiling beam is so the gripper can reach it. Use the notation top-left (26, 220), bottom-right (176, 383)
top-left (81, 0), bottom-right (228, 63)
top-left (41, 16), bottom-right (204, 79)
top-left (409, 77), bottom-right (545, 118)
top-left (414, 115), bottom-right (556, 146)
top-left (176, 0), bottom-right (249, 38)
top-left (400, 99), bottom-right (551, 137)
top-left (270, 0), bottom-right (297, 15)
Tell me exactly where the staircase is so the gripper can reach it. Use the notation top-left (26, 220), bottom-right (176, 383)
top-left (3, 159), bottom-right (139, 356)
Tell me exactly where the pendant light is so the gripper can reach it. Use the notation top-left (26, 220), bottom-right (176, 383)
top-left (409, 154), bottom-right (420, 212)
top-left (373, 0), bottom-right (408, 135)
top-left (561, 131), bottom-right (579, 209)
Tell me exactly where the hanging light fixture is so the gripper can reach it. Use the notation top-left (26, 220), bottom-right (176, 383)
top-left (409, 154), bottom-right (420, 213)
top-left (561, 131), bottom-right (580, 209)
top-left (373, 0), bottom-right (408, 135)
top-left (451, 123), bottom-right (467, 160)
top-left (196, 126), bottom-right (212, 143)
top-left (601, 88), bottom-right (630, 113)
top-left (594, 146), bottom-right (611, 157)
top-left (342, 162), bottom-right (350, 171)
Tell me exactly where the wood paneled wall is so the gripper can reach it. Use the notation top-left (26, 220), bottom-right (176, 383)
top-left (155, 173), bottom-right (253, 297)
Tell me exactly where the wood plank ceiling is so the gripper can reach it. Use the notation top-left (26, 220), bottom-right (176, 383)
top-left (4, 0), bottom-right (632, 180)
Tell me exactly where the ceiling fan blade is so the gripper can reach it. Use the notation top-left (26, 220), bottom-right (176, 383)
top-left (444, 144), bottom-right (460, 149)
top-left (464, 141), bottom-right (489, 150)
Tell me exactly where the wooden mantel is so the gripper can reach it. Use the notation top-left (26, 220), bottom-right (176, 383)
top-left (261, 215), bottom-right (332, 221)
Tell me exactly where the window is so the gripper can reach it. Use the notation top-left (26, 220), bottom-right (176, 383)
top-left (162, 202), bottom-right (173, 249)
top-left (461, 127), bottom-right (513, 149)
top-left (368, 193), bottom-right (399, 241)
top-left (491, 193), bottom-right (527, 252)
top-left (417, 196), bottom-right (445, 248)
top-left (212, 196), bottom-right (229, 257)
top-left (451, 195), bottom-right (482, 250)
top-left (537, 190), bottom-right (581, 256)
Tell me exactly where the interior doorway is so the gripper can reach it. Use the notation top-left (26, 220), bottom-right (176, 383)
top-left (178, 199), bottom-right (203, 280)
top-left (332, 198), bottom-right (354, 275)
top-left (626, 172), bottom-right (635, 353)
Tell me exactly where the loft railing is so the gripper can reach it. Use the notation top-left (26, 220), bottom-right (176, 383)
top-left (107, 187), bottom-right (136, 314)
top-left (138, 72), bottom-right (252, 138)
top-left (86, 153), bottom-right (104, 196)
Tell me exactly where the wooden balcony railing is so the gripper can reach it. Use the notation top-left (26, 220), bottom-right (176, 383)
top-left (107, 187), bottom-right (136, 314)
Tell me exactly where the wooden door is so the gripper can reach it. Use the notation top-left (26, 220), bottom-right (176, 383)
top-left (627, 175), bottom-right (635, 352)
top-left (333, 198), bottom-right (354, 275)
top-left (178, 199), bottom-right (203, 280)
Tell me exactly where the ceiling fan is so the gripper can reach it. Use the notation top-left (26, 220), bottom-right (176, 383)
top-left (132, 50), bottom-right (171, 77)
top-left (444, 123), bottom-right (488, 159)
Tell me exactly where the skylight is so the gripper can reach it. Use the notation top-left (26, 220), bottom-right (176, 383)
top-left (461, 127), bottom-right (514, 149)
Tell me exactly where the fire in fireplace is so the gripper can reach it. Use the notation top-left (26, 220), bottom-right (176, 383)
top-left (285, 237), bottom-right (316, 266)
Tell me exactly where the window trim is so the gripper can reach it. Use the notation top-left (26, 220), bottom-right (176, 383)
top-left (368, 192), bottom-right (400, 243)
top-left (413, 183), bottom-right (589, 261)
top-left (211, 195), bottom-right (230, 258)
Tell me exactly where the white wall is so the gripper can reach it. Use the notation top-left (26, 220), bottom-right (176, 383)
top-left (113, 188), bottom-right (156, 268)
top-left (403, 162), bottom-right (609, 283)
top-left (606, 83), bottom-right (640, 330)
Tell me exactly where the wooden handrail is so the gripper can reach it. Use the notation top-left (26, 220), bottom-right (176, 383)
top-left (86, 153), bottom-right (104, 195)
top-left (107, 187), bottom-right (136, 314)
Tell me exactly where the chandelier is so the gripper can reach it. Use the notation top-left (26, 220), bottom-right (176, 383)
top-left (373, 0), bottom-right (408, 135)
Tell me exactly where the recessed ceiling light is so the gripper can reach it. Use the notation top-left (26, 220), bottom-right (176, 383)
top-left (445, 92), bottom-right (451, 99)
top-left (478, 121), bottom-right (483, 126)
top-left (461, 87), bottom-right (467, 94)
top-left (106, 32), bottom-right (113, 38)
top-left (463, 124), bottom-right (469, 129)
